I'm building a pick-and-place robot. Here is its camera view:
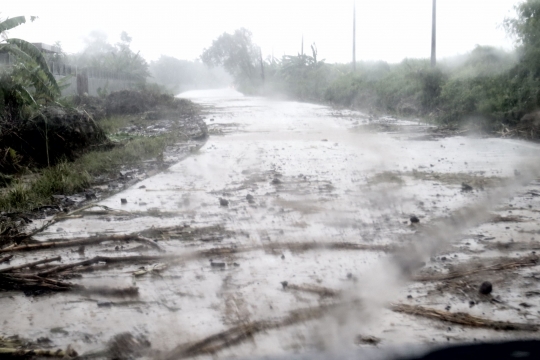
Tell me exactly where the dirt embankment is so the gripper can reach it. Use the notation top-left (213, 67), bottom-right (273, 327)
top-left (0, 89), bottom-right (207, 242)
top-left (0, 89), bottom-right (207, 173)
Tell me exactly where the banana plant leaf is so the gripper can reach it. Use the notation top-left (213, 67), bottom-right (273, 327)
top-left (0, 16), bottom-right (26, 34)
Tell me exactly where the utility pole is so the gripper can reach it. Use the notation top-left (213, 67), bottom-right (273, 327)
top-left (260, 49), bottom-right (265, 83)
top-left (431, 0), bottom-right (436, 68)
top-left (353, 0), bottom-right (356, 71)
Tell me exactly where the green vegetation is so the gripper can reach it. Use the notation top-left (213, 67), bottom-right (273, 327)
top-left (0, 16), bottom-right (60, 121)
top-left (0, 114), bottom-right (178, 212)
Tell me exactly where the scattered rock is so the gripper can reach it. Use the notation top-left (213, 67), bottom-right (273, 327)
top-left (461, 183), bottom-right (473, 192)
top-left (354, 335), bottom-right (381, 346)
top-left (219, 198), bottom-right (229, 207)
top-left (281, 281), bottom-right (288, 289)
top-left (281, 254), bottom-right (285, 260)
top-left (246, 194), bottom-right (255, 203)
top-left (410, 216), bottom-right (420, 224)
top-left (121, 198), bottom-right (128, 204)
top-left (479, 281), bottom-right (493, 295)
top-left (139, 185), bottom-right (146, 189)
top-left (271, 178), bottom-right (282, 185)
top-left (210, 260), bottom-right (226, 268)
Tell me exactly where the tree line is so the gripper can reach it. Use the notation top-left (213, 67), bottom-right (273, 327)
top-left (200, 0), bottom-right (540, 132)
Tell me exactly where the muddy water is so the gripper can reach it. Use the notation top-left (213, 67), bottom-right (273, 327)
top-left (3, 89), bottom-right (540, 357)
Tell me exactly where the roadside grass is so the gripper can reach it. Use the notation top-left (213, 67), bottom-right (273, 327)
top-left (0, 115), bottom-right (179, 212)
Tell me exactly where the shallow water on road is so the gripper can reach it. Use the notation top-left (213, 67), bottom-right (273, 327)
top-left (4, 88), bottom-right (540, 358)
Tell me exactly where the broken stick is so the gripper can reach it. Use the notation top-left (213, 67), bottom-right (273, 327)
top-left (391, 304), bottom-right (538, 331)
top-left (0, 256), bottom-right (61, 274)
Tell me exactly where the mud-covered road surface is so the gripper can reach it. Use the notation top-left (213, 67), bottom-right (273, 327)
top-left (2, 89), bottom-right (540, 359)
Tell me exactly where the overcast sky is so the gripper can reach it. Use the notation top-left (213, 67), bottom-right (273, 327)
top-left (3, 0), bottom-right (521, 64)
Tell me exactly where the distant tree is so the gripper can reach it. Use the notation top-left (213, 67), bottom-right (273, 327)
top-left (505, 0), bottom-right (540, 77)
top-left (69, 31), bottom-right (149, 82)
top-left (201, 28), bottom-right (262, 89)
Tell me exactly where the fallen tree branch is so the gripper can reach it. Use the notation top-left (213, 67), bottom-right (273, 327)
top-left (0, 256), bottom-right (61, 273)
top-left (37, 255), bottom-right (165, 276)
top-left (162, 303), bottom-right (339, 359)
top-left (266, 241), bottom-right (395, 253)
top-left (0, 254), bottom-right (13, 263)
top-left (413, 255), bottom-right (539, 282)
top-left (391, 304), bottom-right (538, 331)
top-left (287, 284), bottom-right (341, 298)
top-left (0, 234), bottom-right (162, 254)
top-left (0, 347), bottom-right (77, 358)
top-left (75, 286), bottom-right (139, 297)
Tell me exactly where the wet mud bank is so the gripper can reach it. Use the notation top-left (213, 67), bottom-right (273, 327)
top-left (2, 89), bottom-right (540, 359)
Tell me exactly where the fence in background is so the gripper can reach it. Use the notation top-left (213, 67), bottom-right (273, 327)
top-left (0, 54), bottom-right (137, 96)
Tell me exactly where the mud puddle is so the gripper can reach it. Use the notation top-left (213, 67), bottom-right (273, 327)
top-left (2, 88), bottom-right (540, 358)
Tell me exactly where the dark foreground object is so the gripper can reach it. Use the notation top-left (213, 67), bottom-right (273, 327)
top-left (405, 340), bottom-right (540, 360)
top-left (479, 281), bottom-right (493, 295)
top-left (248, 340), bottom-right (540, 360)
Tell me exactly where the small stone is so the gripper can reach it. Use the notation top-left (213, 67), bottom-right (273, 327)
top-left (461, 183), bottom-right (473, 192)
top-left (445, 305), bottom-right (451, 311)
top-left (85, 192), bottom-right (97, 200)
top-left (139, 185), bottom-right (146, 189)
top-left (121, 198), bottom-right (128, 204)
top-left (246, 194), bottom-right (255, 203)
top-left (347, 273), bottom-right (353, 279)
top-left (97, 301), bottom-right (113, 307)
top-left (441, 256), bottom-right (447, 261)
top-left (219, 198), bottom-right (229, 207)
top-left (210, 261), bottom-right (226, 268)
top-left (271, 178), bottom-right (282, 185)
top-left (281, 281), bottom-right (288, 289)
top-left (410, 216), bottom-right (420, 224)
top-left (281, 254), bottom-right (285, 260)
top-left (407, 295), bottom-right (413, 299)
top-left (469, 301), bottom-right (475, 307)
top-left (479, 281), bottom-right (493, 295)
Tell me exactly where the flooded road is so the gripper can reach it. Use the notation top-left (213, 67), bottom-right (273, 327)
top-left (3, 89), bottom-right (540, 358)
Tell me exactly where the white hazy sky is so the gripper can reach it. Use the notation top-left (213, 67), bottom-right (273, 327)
top-left (3, 0), bottom-right (521, 64)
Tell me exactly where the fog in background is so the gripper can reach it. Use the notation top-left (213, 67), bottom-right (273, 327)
top-left (4, 0), bottom-right (520, 64)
